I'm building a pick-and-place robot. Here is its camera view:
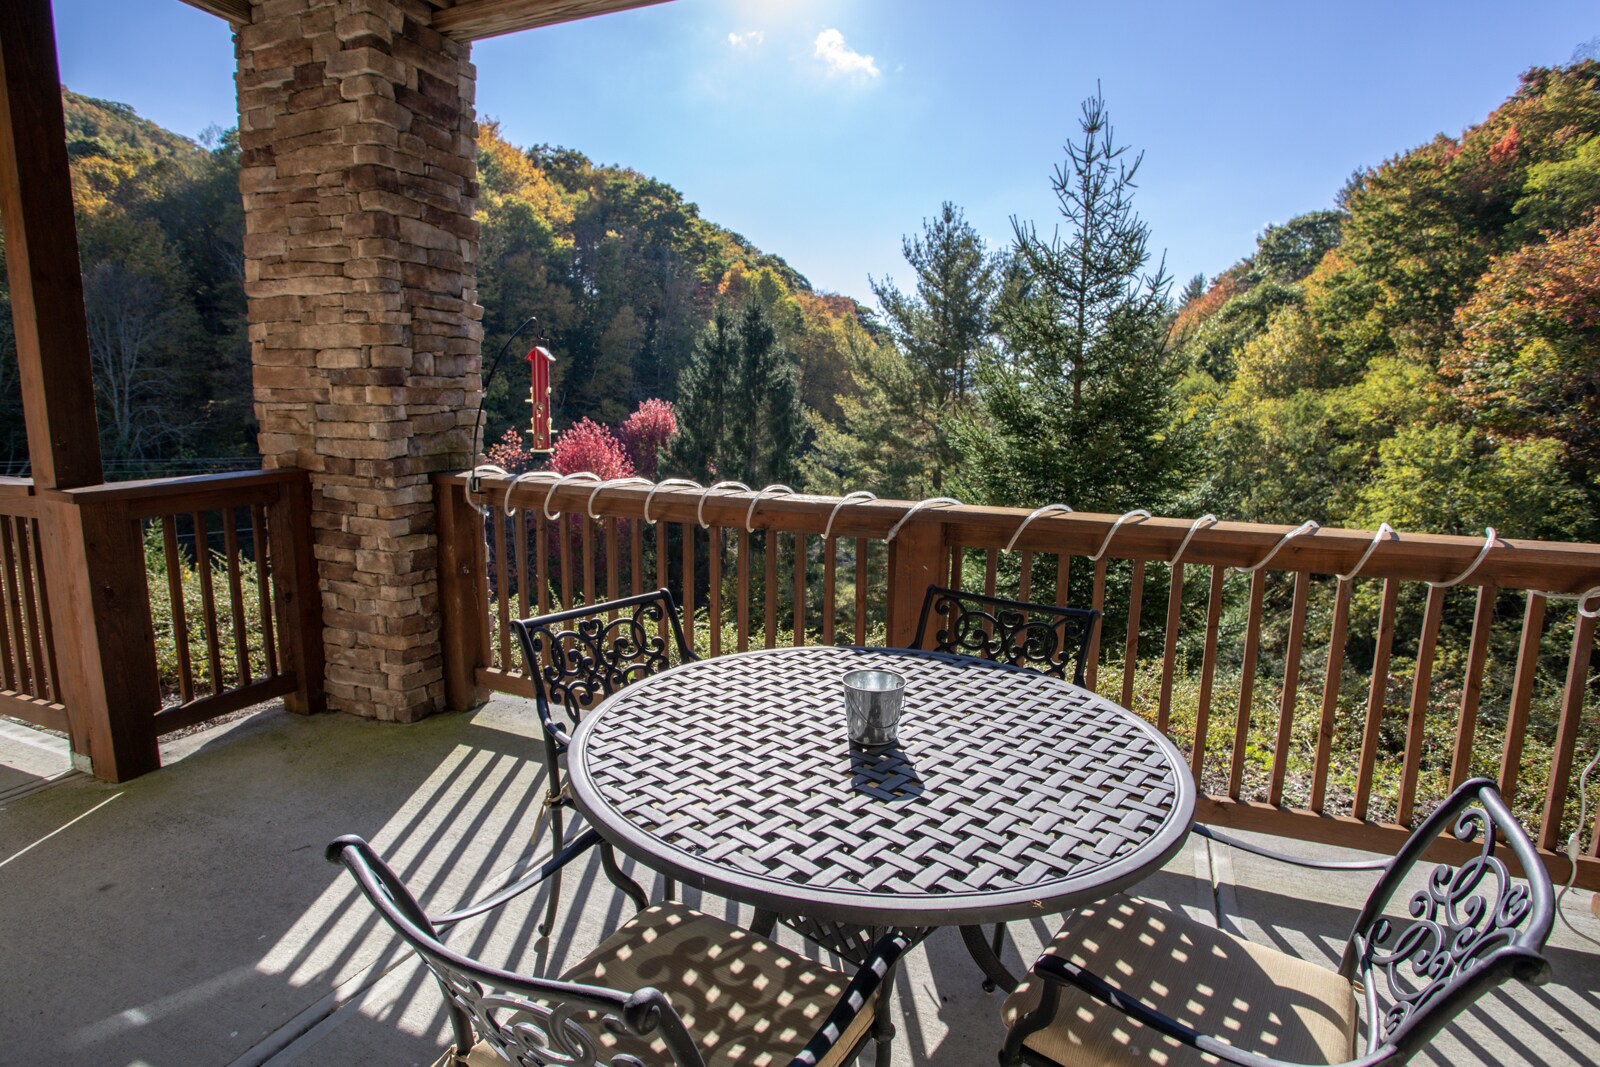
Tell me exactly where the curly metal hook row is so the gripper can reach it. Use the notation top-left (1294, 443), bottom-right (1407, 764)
top-left (1004, 504), bottom-right (1073, 554)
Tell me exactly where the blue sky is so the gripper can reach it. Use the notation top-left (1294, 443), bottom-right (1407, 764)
top-left (54, 0), bottom-right (1597, 306)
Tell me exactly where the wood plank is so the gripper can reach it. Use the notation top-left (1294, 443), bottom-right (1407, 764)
top-left (1229, 570), bottom-right (1267, 800)
top-left (708, 525), bottom-right (722, 657)
top-left (251, 504), bottom-right (277, 678)
top-left (1086, 558), bottom-right (1107, 692)
top-left (0, 0), bottom-right (104, 489)
top-left (0, 688), bottom-right (66, 731)
top-left (222, 509), bottom-right (251, 686)
top-left (1310, 578), bottom-right (1352, 814)
top-left (1540, 609), bottom-right (1597, 851)
top-left (736, 528), bottom-right (750, 652)
top-left (266, 474), bottom-right (324, 715)
top-left (162, 517), bottom-right (194, 704)
top-left (822, 535), bottom-right (836, 646)
top-left (1451, 585), bottom-right (1496, 788)
top-left (1353, 578), bottom-right (1401, 820)
top-left (1017, 551), bottom-right (1033, 603)
top-left (1121, 559), bottom-right (1145, 711)
top-left (886, 520), bottom-right (945, 648)
top-left (29, 516), bottom-right (59, 702)
top-left (792, 532), bottom-right (806, 646)
top-left (0, 519), bottom-right (25, 692)
top-left (1500, 592), bottom-right (1546, 802)
top-left (537, 510), bottom-right (551, 613)
top-left (983, 548), bottom-right (998, 598)
top-left (1156, 561), bottom-right (1183, 734)
top-left (494, 505), bottom-right (510, 669)
top-left (177, 0), bottom-right (252, 24)
top-left (436, 476), bottom-right (488, 713)
top-left (153, 675), bottom-right (297, 736)
top-left (682, 523), bottom-right (696, 649)
top-left (854, 537), bottom-right (868, 646)
top-left (581, 512), bottom-right (596, 608)
top-left (604, 516), bottom-right (619, 609)
top-left (193, 512), bottom-right (224, 695)
top-left (559, 514), bottom-right (574, 609)
top-left (14, 517), bottom-right (45, 699)
top-left (764, 529), bottom-right (777, 648)
top-left (1055, 554), bottom-right (1070, 609)
top-left (1191, 565), bottom-right (1225, 783)
top-left (1397, 585), bottom-right (1445, 826)
top-left (653, 519), bottom-right (667, 643)
top-left (1268, 570), bottom-right (1311, 807)
top-left (432, 0), bottom-right (673, 42)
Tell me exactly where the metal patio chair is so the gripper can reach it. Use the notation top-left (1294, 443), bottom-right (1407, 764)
top-left (328, 831), bottom-right (910, 1067)
top-left (914, 585), bottom-right (1100, 688)
top-left (1000, 778), bottom-right (1555, 1067)
top-left (511, 588), bottom-right (696, 934)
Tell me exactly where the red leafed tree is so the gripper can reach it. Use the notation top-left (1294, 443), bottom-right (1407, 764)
top-left (618, 399), bottom-right (678, 479)
top-left (550, 417), bottom-right (634, 479)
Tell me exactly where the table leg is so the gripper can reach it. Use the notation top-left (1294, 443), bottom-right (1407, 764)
top-left (960, 924), bottom-right (1018, 993)
top-left (750, 908), bottom-right (778, 938)
top-left (871, 964), bottom-right (898, 1065)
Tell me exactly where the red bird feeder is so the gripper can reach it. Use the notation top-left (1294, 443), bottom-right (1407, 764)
top-left (527, 343), bottom-right (555, 453)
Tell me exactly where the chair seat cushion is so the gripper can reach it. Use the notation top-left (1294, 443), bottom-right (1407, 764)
top-left (559, 902), bottom-right (875, 1067)
top-left (1002, 897), bottom-right (1358, 1067)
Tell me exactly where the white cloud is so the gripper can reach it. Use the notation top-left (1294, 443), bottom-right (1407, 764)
top-left (813, 28), bottom-right (879, 80)
top-left (727, 30), bottom-right (765, 48)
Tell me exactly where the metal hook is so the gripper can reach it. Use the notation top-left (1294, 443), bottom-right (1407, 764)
top-left (822, 491), bottom-right (877, 544)
top-left (1336, 522), bottom-right (1397, 582)
top-left (1428, 527), bottom-right (1500, 589)
top-left (1169, 514), bottom-right (1218, 566)
top-left (744, 485), bottom-right (796, 533)
top-left (643, 479), bottom-right (704, 524)
top-left (1005, 504), bottom-right (1074, 554)
top-left (886, 497), bottom-right (962, 543)
top-left (1232, 519), bottom-right (1319, 575)
top-left (1086, 510), bottom-right (1151, 563)
top-left (697, 481), bottom-right (752, 528)
top-left (541, 472), bottom-right (602, 521)
top-left (586, 477), bottom-right (652, 520)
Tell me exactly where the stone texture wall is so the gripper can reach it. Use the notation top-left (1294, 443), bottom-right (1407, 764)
top-left (236, 0), bottom-right (482, 721)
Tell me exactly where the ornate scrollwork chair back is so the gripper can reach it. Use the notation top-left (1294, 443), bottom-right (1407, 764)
top-left (999, 777), bottom-right (1555, 1067)
top-left (913, 585), bottom-right (1100, 688)
top-left (1340, 778), bottom-right (1554, 1061)
top-left (326, 834), bottom-right (704, 1067)
top-left (511, 588), bottom-right (696, 933)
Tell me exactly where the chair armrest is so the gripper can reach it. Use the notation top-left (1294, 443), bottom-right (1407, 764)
top-left (1194, 824), bottom-right (1391, 872)
top-left (1009, 954), bottom-right (1388, 1067)
top-left (784, 931), bottom-right (914, 1067)
top-left (432, 828), bottom-right (604, 927)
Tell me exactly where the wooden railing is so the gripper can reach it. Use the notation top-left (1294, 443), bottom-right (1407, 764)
top-left (436, 473), bottom-right (1600, 890)
top-left (0, 477), bottom-right (65, 733)
top-left (1, 470), bottom-right (324, 780)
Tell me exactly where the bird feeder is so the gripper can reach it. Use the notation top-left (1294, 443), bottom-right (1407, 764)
top-left (527, 343), bottom-right (555, 453)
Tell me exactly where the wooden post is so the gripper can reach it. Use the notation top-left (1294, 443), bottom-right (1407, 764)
top-left (437, 478), bottom-right (489, 711)
top-left (37, 494), bottom-right (160, 780)
top-left (886, 519), bottom-right (945, 648)
top-left (0, 0), bottom-right (105, 491)
top-left (267, 475), bottom-right (326, 715)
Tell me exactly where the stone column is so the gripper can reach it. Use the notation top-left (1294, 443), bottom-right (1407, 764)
top-left (236, 0), bottom-right (483, 721)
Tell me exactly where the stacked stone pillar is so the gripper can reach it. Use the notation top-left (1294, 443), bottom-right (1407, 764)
top-left (236, 0), bottom-right (483, 721)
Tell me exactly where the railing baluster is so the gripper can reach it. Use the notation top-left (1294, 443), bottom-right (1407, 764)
top-left (162, 515), bottom-right (193, 700)
top-left (764, 530), bottom-right (778, 648)
top-left (30, 518), bottom-right (60, 702)
top-left (513, 511), bottom-right (530, 628)
top-left (1451, 585), bottom-right (1496, 788)
top-left (581, 514), bottom-right (596, 609)
top-left (1229, 569), bottom-right (1268, 800)
top-left (822, 536), bottom-right (837, 646)
top-left (536, 510), bottom-right (551, 613)
top-left (1192, 565), bottom-right (1225, 782)
top-left (251, 504), bottom-right (278, 678)
top-left (1055, 554), bottom-right (1070, 608)
top-left (792, 532), bottom-right (806, 647)
top-left (1, 520), bottom-right (24, 691)
top-left (682, 523), bottom-right (696, 649)
top-left (654, 521), bottom-right (668, 644)
top-left (1156, 561), bottom-right (1183, 734)
top-left (1121, 559), bottom-right (1145, 712)
top-left (1018, 550), bottom-right (1033, 602)
top-left (950, 543), bottom-right (964, 589)
top-left (1500, 592), bottom-right (1546, 803)
top-left (854, 537), bottom-right (868, 646)
top-left (1268, 571), bottom-right (1311, 807)
top-left (559, 514), bottom-right (574, 610)
top-left (222, 508), bottom-right (251, 686)
top-left (1310, 578), bottom-right (1352, 814)
top-left (737, 528), bottom-right (751, 652)
top-left (1398, 584), bottom-right (1444, 826)
top-left (494, 503), bottom-right (511, 670)
top-left (1086, 558), bottom-right (1107, 691)
top-left (604, 517), bottom-right (619, 612)
top-left (629, 514), bottom-right (643, 599)
top-left (193, 511), bottom-right (224, 696)
top-left (708, 525), bottom-right (723, 657)
top-left (983, 548), bottom-right (998, 598)
top-left (1353, 577), bottom-right (1401, 821)
top-left (1540, 608), bottom-right (1597, 852)
top-left (15, 517), bottom-right (44, 697)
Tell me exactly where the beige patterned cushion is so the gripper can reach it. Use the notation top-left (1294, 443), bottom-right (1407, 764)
top-left (1002, 897), bottom-right (1358, 1067)
top-left (554, 902), bottom-right (874, 1067)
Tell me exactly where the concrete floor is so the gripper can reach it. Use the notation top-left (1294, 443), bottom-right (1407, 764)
top-left (1, 701), bottom-right (1596, 1067)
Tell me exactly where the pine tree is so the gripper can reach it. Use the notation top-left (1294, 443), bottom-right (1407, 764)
top-left (953, 90), bottom-right (1189, 512)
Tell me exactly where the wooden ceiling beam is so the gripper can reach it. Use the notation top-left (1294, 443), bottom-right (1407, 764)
top-left (178, 0), bottom-right (253, 24)
top-left (432, 0), bottom-right (671, 42)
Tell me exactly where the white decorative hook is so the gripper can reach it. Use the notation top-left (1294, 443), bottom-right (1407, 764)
top-left (744, 484), bottom-right (796, 533)
top-left (822, 491), bottom-right (877, 544)
top-left (1428, 527), bottom-right (1500, 589)
top-left (643, 478), bottom-right (704, 524)
top-left (541, 472), bottom-right (602, 521)
top-left (1233, 519), bottom-right (1319, 575)
top-left (464, 464), bottom-right (509, 514)
top-left (503, 470), bottom-right (557, 518)
top-left (886, 497), bottom-right (962, 543)
top-left (586, 476), bottom-right (653, 520)
top-left (1169, 514), bottom-right (1218, 566)
top-left (1336, 523), bottom-right (1397, 582)
top-left (1004, 504), bottom-right (1074, 554)
top-left (697, 481), bottom-right (752, 529)
top-left (1086, 510), bottom-right (1151, 563)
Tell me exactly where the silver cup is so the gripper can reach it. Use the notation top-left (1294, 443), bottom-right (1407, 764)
top-left (844, 670), bottom-right (905, 748)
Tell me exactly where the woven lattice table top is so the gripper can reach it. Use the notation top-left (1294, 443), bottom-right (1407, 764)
top-left (568, 646), bottom-right (1195, 926)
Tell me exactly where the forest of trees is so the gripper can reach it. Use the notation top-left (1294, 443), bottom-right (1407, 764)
top-left (3, 62), bottom-right (1597, 545)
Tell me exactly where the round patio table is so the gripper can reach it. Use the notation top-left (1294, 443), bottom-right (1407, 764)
top-left (566, 644), bottom-right (1195, 993)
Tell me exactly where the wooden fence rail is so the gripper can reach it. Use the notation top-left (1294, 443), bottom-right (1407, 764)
top-left (0, 470), bottom-right (324, 780)
top-left (436, 473), bottom-right (1600, 890)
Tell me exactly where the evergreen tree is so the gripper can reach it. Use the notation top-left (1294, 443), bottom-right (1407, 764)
top-left (953, 90), bottom-right (1189, 512)
top-left (671, 301), bottom-right (803, 486)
